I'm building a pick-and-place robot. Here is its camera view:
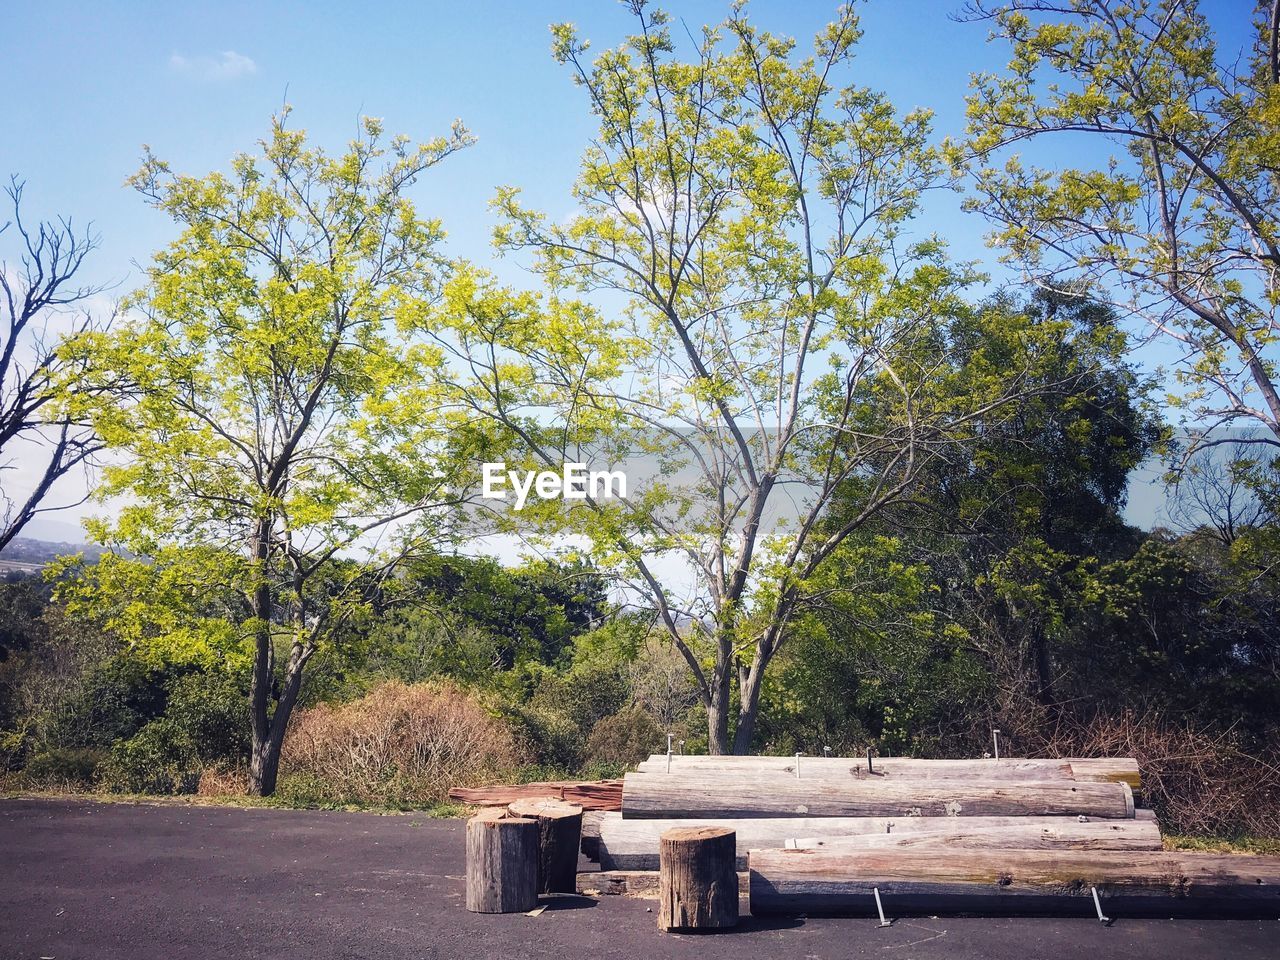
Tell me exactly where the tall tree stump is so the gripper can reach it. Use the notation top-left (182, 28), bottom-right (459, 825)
top-left (658, 826), bottom-right (738, 931)
top-left (465, 808), bottom-right (539, 913)
top-left (508, 798), bottom-right (584, 894)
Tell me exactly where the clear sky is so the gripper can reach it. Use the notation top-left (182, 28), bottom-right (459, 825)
top-left (0, 0), bottom-right (1257, 541)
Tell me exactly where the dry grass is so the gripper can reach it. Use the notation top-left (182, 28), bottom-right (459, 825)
top-left (1029, 710), bottom-right (1280, 838)
top-left (281, 680), bottom-right (524, 807)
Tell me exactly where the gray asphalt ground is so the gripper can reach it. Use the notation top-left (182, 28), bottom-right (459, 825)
top-left (1, 797), bottom-right (1276, 960)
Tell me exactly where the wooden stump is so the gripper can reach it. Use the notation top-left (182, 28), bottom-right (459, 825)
top-left (508, 798), bottom-right (584, 894)
top-left (465, 808), bottom-right (539, 913)
top-left (657, 826), bottom-right (738, 931)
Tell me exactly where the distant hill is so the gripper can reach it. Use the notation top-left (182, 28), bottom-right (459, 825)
top-left (0, 537), bottom-right (109, 572)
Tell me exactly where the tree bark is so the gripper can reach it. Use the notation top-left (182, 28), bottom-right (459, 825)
top-left (658, 827), bottom-right (738, 931)
top-left (508, 798), bottom-right (584, 894)
top-left (465, 809), bottom-right (540, 913)
top-left (706, 666), bottom-right (731, 755)
top-left (247, 520), bottom-right (276, 797)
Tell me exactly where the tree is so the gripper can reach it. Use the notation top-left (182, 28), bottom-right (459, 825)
top-left (0, 179), bottom-right (109, 551)
top-left (446, 3), bottom-right (1072, 752)
top-left (70, 112), bottom-right (474, 795)
top-left (960, 0), bottom-right (1280, 454)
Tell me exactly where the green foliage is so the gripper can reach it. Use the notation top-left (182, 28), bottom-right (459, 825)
top-left (584, 705), bottom-right (664, 768)
top-left (20, 747), bottom-right (103, 788)
top-left (98, 720), bottom-right (201, 795)
top-left (960, 0), bottom-right (1280, 446)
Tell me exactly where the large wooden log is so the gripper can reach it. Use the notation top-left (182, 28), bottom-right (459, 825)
top-left (621, 772), bottom-right (1135, 820)
top-left (785, 818), bottom-right (1162, 852)
top-left (508, 798), bottom-right (583, 894)
top-left (465, 808), bottom-right (539, 913)
top-left (449, 779), bottom-right (622, 811)
top-left (635, 755), bottom-right (1076, 781)
top-left (1067, 758), bottom-right (1142, 790)
top-left (596, 813), bottom-right (1149, 870)
top-left (658, 827), bottom-right (738, 931)
top-left (748, 848), bottom-right (1280, 918)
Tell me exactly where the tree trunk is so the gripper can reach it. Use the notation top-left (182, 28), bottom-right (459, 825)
top-left (706, 668), bottom-right (731, 755)
top-left (248, 650), bottom-right (307, 798)
top-left (246, 520), bottom-right (276, 798)
top-left (731, 677), bottom-right (761, 755)
top-left (657, 827), bottom-right (738, 931)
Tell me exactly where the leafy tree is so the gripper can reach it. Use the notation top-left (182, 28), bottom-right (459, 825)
top-left (775, 289), bottom-right (1159, 747)
top-left (960, 0), bottom-right (1280, 454)
top-left (68, 112), bottom-right (474, 795)
top-left (446, 2), bottom-right (1076, 752)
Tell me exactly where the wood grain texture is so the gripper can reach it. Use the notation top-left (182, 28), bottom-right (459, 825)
top-left (748, 848), bottom-right (1280, 917)
top-left (449, 780), bottom-right (621, 810)
top-left (621, 772), bottom-right (1135, 819)
top-left (785, 818), bottom-right (1162, 851)
top-left (636, 755), bottom-right (1076, 781)
top-left (507, 798), bottom-right (583, 894)
top-left (596, 813), bottom-right (1148, 870)
top-left (464, 809), bottom-right (539, 913)
top-left (635, 755), bottom-right (1141, 790)
top-left (657, 827), bottom-right (738, 930)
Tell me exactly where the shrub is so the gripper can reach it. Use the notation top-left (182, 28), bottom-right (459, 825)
top-left (98, 720), bottom-right (200, 795)
top-left (282, 680), bottom-right (523, 807)
top-left (1030, 710), bottom-right (1280, 838)
top-left (21, 746), bottom-right (104, 788)
top-left (164, 671), bottom-right (249, 765)
top-left (584, 706), bottom-right (663, 768)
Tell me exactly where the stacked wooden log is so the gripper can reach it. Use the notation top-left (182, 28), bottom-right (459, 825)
top-left (448, 779), bottom-right (623, 811)
top-left (585, 753), bottom-right (1280, 919)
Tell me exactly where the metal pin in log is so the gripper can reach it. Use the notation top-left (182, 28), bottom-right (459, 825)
top-left (992, 728), bottom-right (1002, 762)
top-left (795, 752), bottom-right (802, 779)
top-left (867, 747), bottom-right (874, 775)
top-left (873, 887), bottom-right (892, 927)
top-left (1091, 887), bottom-right (1112, 926)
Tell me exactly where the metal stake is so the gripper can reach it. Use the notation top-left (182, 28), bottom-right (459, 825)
top-left (666, 748), bottom-right (672, 774)
top-left (867, 747), bottom-right (874, 775)
top-left (992, 728), bottom-right (1002, 762)
top-left (873, 887), bottom-right (892, 927)
top-left (795, 752), bottom-right (802, 779)
top-left (1090, 887), bottom-right (1112, 925)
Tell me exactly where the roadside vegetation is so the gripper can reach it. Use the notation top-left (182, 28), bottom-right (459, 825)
top-left (1, 0), bottom-right (1277, 849)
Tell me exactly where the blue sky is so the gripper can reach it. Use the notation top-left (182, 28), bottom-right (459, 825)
top-left (0, 0), bottom-right (1258, 539)
top-left (2, 0), bottom-right (1253, 292)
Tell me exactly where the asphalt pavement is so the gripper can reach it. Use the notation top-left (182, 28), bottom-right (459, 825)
top-left (1, 797), bottom-right (1276, 960)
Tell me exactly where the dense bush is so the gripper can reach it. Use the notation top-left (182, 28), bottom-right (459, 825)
top-left (282, 680), bottom-right (523, 807)
top-left (21, 746), bottom-right (103, 788)
top-left (584, 706), bottom-right (663, 767)
top-left (1026, 710), bottom-right (1280, 838)
top-left (98, 719), bottom-right (200, 794)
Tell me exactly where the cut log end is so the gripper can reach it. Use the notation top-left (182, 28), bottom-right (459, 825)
top-left (508, 798), bottom-right (584, 895)
top-left (658, 826), bottom-right (739, 931)
top-left (465, 811), bottom-right (540, 914)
